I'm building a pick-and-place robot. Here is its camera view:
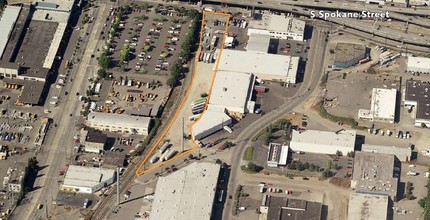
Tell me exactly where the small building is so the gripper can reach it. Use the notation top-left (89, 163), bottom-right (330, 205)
top-left (218, 49), bottom-right (299, 84)
top-left (191, 106), bottom-right (233, 140)
top-left (103, 151), bottom-right (127, 167)
top-left (246, 34), bottom-right (270, 53)
top-left (248, 13), bottom-right (305, 41)
top-left (3, 162), bottom-right (27, 193)
top-left (149, 162), bottom-right (220, 220)
top-left (361, 144), bottom-right (412, 162)
top-left (267, 143), bottom-right (289, 167)
top-left (348, 192), bottom-right (389, 220)
top-left (260, 195), bottom-right (323, 220)
top-left (80, 128), bottom-right (107, 153)
top-left (289, 129), bottom-right (356, 155)
top-left (61, 165), bottom-right (116, 194)
top-left (86, 112), bottom-right (152, 135)
top-left (358, 88), bottom-right (397, 123)
top-left (208, 71), bottom-right (255, 114)
top-left (334, 43), bottom-right (367, 68)
top-left (406, 56), bottom-right (430, 73)
top-left (404, 80), bottom-right (430, 127)
top-left (351, 152), bottom-right (399, 201)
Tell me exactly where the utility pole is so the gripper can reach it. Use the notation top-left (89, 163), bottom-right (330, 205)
top-left (181, 117), bottom-right (184, 152)
top-left (45, 199), bottom-right (48, 219)
top-left (116, 166), bottom-right (120, 206)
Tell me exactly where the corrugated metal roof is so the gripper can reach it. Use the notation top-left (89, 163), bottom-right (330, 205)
top-left (0, 6), bottom-right (22, 59)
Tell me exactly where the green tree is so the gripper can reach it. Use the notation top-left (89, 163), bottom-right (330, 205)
top-left (97, 69), bottom-right (108, 79)
top-left (309, 164), bottom-right (316, 172)
top-left (335, 150), bottom-right (342, 156)
top-left (322, 169), bottom-right (333, 178)
top-left (98, 52), bottom-right (111, 69)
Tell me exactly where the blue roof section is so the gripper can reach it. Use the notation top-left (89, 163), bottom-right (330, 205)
top-left (36, 2), bottom-right (58, 9)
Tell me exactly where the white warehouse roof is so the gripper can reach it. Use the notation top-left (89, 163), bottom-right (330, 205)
top-left (192, 107), bottom-right (233, 140)
top-left (361, 144), bottom-right (412, 161)
top-left (0, 6), bottom-right (22, 59)
top-left (248, 14), bottom-right (305, 36)
top-left (247, 34), bottom-right (270, 53)
top-left (62, 165), bottom-right (115, 189)
top-left (290, 129), bottom-right (356, 155)
top-left (218, 49), bottom-right (299, 83)
top-left (348, 193), bottom-right (389, 220)
top-left (87, 112), bottom-right (151, 129)
top-left (370, 88), bottom-right (397, 121)
top-left (209, 71), bottom-right (253, 114)
top-left (407, 56), bottom-right (430, 72)
top-left (150, 162), bottom-right (220, 220)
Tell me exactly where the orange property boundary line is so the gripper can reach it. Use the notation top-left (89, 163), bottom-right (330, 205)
top-left (135, 12), bottom-right (231, 176)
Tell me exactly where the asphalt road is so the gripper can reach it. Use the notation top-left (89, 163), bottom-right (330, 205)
top-left (222, 24), bottom-right (329, 219)
top-left (10, 4), bottom-right (110, 220)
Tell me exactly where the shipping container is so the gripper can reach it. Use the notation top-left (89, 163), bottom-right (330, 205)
top-left (254, 85), bottom-right (267, 93)
top-left (160, 149), bottom-right (171, 162)
top-left (199, 52), bottom-right (204, 61)
top-left (164, 150), bottom-right (176, 161)
top-left (149, 154), bottom-right (158, 164)
top-left (189, 114), bottom-right (201, 121)
top-left (192, 102), bottom-right (206, 110)
top-left (159, 142), bottom-right (170, 154)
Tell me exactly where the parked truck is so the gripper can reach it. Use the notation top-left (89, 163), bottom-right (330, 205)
top-left (160, 149), bottom-right (171, 162)
top-left (164, 150), bottom-right (176, 161)
top-left (149, 154), bottom-right (159, 164)
top-left (159, 142), bottom-right (170, 154)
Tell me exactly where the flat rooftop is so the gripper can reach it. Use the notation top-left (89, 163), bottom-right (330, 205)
top-left (407, 56), bottom-right (430, 70)
top-left (83, 127), bottom-right (107, 144)
top-left (209, 71), bottom-right (253, 113)
top-left (291, 129), bottom-right (356, 148)
top-left (361, 144), bottom-right (412, 160)
top-left (33, 0), bottom-right (75, 12)
top-left (266, 196), bottom-right (322, 220)
top-left (87, 112), bottom-right (151, 129)
top-left (352, 152), bottom-right (398, 199)
top-left (15, 20), bottom-right (57, 78)
top-left (247, 34), bottom-right (270, 53)
top-left (405, 80), bottom-right (430, 120)
top-left (249, 13), bottom-right (305, 35)
top-left (218, 49), bottom-right (299, 81)
top-left (3, 78), bottom-right (45, 104)
top-left (192, 106), bottom-right (233, 140)
top-left (62, 165), bottom-right (115, 188)
top-left (149, 162), bottom-right (220, 220)
top-left (0, 6), bottom-right (22, 59)
top-left (348, 192), bottom-right (389, 220)
top-left (334, 43), bottom-right (367, 63)
top-left (370, 88), bottom-right (397, 120)
top-left (267, 143), bottom-right (289, 166)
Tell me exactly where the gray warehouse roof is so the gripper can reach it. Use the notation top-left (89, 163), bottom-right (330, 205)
top-left (352, 152), bottom-right (399, 200)
top-left (62, 165), bottom-right (115, 189)
top-left (361, 144), bottom-right (411, 161)
top-left (405, 80), bottom-right (430, 120)
top-left (334, 43), bottom-right (367, 63)
top-left (247, 34), bottom-right (270, 53)
top-left (149, 162), bottom-right (220, 220)
top-left (348, 192), bottom-right (389, 220)
top-left (266, 196), bottom-right (322, 220)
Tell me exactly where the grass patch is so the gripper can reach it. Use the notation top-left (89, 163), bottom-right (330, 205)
top-left (314, 100), bottom-right (367, 130)
top-left (251, 118), bottom-right (292, 142)
top-left (240, 162), bottom-right (263, 174)
top-left (243, 147), bottom-right (254, 161)
top-left (232, 185), bottom-right (243, 216)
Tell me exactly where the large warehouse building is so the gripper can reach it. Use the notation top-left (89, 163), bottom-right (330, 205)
top-left (334, 43), bottom-right (367, 68)
top-left (361, 144), bottom-right (412, 162)
top-left (248, 13), bottom-right (305, 41)
top-left (404, 80), bottom-right (430, 127)
top-left (149, 162), bottom-right (220, 220)
top-left (407, 56), bottom-right (430, 73)
top-left (351, 152), bottom-right (399, 201)
top-left (217, 49), bottom-right (299, 84)
top-left (0, 0), bottom-right (74, 106)
top-left (358, 88), bottom-right (397, 123)
top-left (246, 34), bottom-right (270, 53)
top-left (289, 129), bottom-right (356, 155)
top-left (61, 165), bottom-right (116, 194)
top-left (208, 71), bottom-right (255, 114)
top-left (347, 192), bottom-right (389, 220)
top-left (86, 112), bottom-right (152, 135)
top-left (191, 106), bottom-right (233, 140)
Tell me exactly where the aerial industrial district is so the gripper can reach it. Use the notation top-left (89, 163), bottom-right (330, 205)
top-left (1, 0), bottom-right (430, 219)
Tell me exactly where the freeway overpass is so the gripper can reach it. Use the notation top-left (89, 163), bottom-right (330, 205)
top-left (203, 0), bottom-right (430, 47)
